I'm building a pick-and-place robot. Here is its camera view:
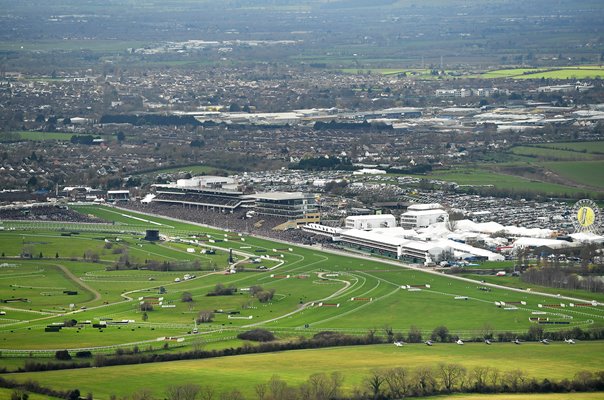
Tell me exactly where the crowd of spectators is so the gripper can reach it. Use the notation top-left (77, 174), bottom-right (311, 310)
top-left (0, 205), bottom-right (103, 223)
top-left (122, 202), bottom-right (327, 245)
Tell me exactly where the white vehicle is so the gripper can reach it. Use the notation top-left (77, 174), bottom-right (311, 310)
top-left (564, 338), bottom-right (576, 344)
top-left (393, 341), bottom-right (404, 347)
top-left (456, 339), bottom-right (464, 345)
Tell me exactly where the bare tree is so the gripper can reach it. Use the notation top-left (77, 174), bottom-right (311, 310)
top-left (305, 372), bottom-right (343, 400)
top-left (131, 389), bottom-right (155, 400)
top-left (166, 384), bottom-right (201, 400)
top-left (365, 370), bottom-right (386, 400)
top-left (199, 386), bottom-right (215, 400)
top-left (383, 367), bottom-right (412, 399)
top-left (254, 383), bottom-right (267, 400)
top-left (197, 310), bottom-right (214, 323)
top-left (414, 366), bottom-right (438, 396)
top-left (503, 369), bottom-right (526, 392)
top-left (438, 363), bottom-right (467, 393)
top-left (219, 389), bottom-right (245, 400)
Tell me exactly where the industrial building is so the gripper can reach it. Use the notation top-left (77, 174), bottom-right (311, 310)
top-left (400, 203), bottom-right (449, 229)
top-left (344, 214), bottom-right (396, 230)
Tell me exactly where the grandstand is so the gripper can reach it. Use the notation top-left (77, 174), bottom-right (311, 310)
top-left (151, 176), bottom-right (254, 212)
top-left (252, 192), bottom-right (319, 224)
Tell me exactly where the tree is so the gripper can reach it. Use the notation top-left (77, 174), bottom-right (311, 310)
top-left (503, 369), bottom-right (526, 392)
top-left (303, 372), bottom-right (343, 400)
top-left (166, 384), bottom-right (201, 400)
top-left (116, 131), bottom-right (125, 142)
top-left (142, 312), bottom-right (148, 322)
top-left (470, 366), bottom-right (492, 392)
top-left (181, 292), bottom-right (193, 303)
top-left (197, 310), bottom-right (214, 323)
top-left (10, 390), bottom-right (29, 400)
top-left (139, 301), bottom-right (154, 312)
top-left (131, 389), bottom-right (155, 400)
top-left (438, 363), bottom-right (467, 393)
top-left (365, 370), bottom-right (385, 400)
top-left (431, 325), bottom-right (450, 342)
top-left (407, 325), bottom-right (423, 343)
top-left (383, 367), bottom-right (412, 399)
top-left (414, 366), bottom-right (437, 396)
top-left (55, 349), bottom-right (71, 360)
top-left (67, 390), bottom-right (81, 400)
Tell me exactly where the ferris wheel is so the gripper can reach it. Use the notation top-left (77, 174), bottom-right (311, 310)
top-left (571, 199), bottom-right (601, 235)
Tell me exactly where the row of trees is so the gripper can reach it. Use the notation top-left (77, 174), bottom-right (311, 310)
top-left (88, 367), bottom-right (604, 400)
top-left (521, 265), bottom-right (604, 293)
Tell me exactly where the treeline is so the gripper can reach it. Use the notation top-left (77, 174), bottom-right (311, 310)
top-left (386, 164), bottom-right (433, 174)
top-left (292, 156), bottom-right (354, 171)
top-left (108, 258), bottom-right (213, 272)
top-left (313, 120), bottom-right (393, 131)
top-left (70, 134), bottom-right (102, 145)
top-left (25, 367), bottom-right (604, 400)
top-left (0, 376), bottom-right (82, 400)
top-left (521, 266), bottom-right (604, 293)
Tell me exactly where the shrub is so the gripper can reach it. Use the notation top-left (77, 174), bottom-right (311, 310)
top-left (237, 329), bottom-right (275, 342)
top-left (54, 350), bottom-right (71, 361)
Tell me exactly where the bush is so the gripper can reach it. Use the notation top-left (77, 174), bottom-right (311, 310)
top-left (75, 351), bottom-right (92, 358)
top-left (237, 329), bottom-right (275, 342)
top-left (54, 350), bottom-right (71, 361)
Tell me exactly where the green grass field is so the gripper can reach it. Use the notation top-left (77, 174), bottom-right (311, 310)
top-left (541, 161), bottom-right (604, 190)
top-left (478, 66), bottom-right (604, 80)
top-left (535, 141), bottom-right (604, 154)
top-left (0, 131), bottom-right (111, 142)
top-left (404, 167), bottom-right (597, 197)
top-left (510, 146), bottom-right (598, 161)
top-left (8, 343), bottom-right (604, 399)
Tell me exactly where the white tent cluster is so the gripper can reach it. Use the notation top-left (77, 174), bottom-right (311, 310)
top-left (304, 205), bottom-right (604, 265)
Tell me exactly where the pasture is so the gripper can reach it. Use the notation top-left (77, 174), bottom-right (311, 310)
top-left (478, 66), bottom-right (604, 80)
top-left (8, 342), bottom-right (604, 399)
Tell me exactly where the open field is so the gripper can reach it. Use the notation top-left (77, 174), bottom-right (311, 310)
top-left (542, 161), bottom-right (604, 190)
top-left (535, 141), bottom-right (604, 154)
top-left (509, 146), bottom-right (599, 161)
top-left (404, 167), bottom-right (599, 197)
top-left (0, 131), bottom-right (112, 142)
top-left (478, 66), bottom-right (604, 80)
top-left (8, 342), bottom-right (604, 399)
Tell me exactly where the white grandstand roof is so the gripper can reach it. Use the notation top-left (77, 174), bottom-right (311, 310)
top-left (252, 192), bottom-right (313, 201)
top-left (407, 203), bottom-right (443, 211)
